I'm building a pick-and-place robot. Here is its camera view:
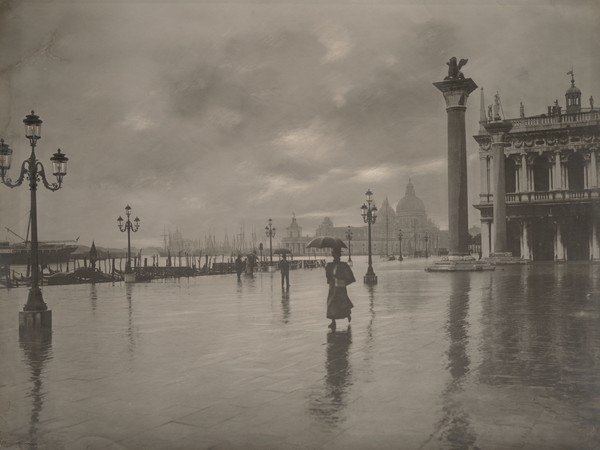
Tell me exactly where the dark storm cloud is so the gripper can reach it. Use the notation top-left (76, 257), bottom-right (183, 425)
top-left (0, 0), bottom-right (596, 248)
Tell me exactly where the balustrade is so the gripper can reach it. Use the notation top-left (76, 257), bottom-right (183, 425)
top-left (480, 188), bottom-right (599, 204)
top-left (510, 109), bottom-right (600, 129)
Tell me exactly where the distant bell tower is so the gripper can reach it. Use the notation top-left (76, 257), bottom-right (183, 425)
top-left (565, 69), bottom-right (582, 114)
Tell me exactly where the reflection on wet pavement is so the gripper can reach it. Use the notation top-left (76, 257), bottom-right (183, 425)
top-left (308, 328), bottom-right (353, 427)
top-left (0, 258), bottom-right (599, 449)
top-left (19, 330), bottom-right (52, 450)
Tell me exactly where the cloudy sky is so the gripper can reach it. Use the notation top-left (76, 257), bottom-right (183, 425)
top-left (0, 0), bottom-right (597, 249)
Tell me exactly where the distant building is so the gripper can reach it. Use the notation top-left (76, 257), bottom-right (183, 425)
top-left (313, 180), bottom-right (444, 257)
top-left (279, 213), bottom-right (312, 255)
top-left (474, 73), bottom-right (600, 261)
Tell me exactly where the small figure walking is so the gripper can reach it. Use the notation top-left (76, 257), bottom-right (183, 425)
top-left (234, 254), bottom-right (244, 281)
top-left (325, 247), bottom-right (355, 330)
top-left (279, 253), bottom-right (290, 289)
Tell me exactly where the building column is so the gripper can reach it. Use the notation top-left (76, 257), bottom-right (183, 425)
top-left (521, 220), bottom-right (531, 260)
top-left (591, 215), bottom-right (600, 260)
top-left (520, 153), bottom-right (528, 192)
top-left (481, 220), bottom-right (491, 258)
top-left (592, 149), bottom-right (599, 188)
top-left (562, 156), bottom-right (568, 190)
top-left (587, 149), bottom-right (597, 188)
top-left (480, 154), bottom-right (489, 199)
top-left (555, 221), bottom-right (565, 261)
top-left (484, 120), bottom-right (513, 255)
top-left (551, 151), bottom-right (561, 190)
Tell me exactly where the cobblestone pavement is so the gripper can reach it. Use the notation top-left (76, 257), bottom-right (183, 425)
top-left (1, 257), bottom-right (600, 449)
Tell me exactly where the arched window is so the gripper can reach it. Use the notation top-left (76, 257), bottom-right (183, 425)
top-left (505, 157), bottom-right (517, 193)
top-left (533, 155), bottom-right (551, 192)
top-left (566, 152), bottom-right (585, 190)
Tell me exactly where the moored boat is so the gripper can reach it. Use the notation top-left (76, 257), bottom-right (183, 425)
top-left (0, 240), bottom-right (78, 266)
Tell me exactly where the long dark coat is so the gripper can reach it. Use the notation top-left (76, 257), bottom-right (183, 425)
top-left (325, 261), bottom-right (355, 320)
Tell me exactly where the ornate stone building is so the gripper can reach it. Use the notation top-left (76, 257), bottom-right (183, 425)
top-left (474, 74), bottom-right (600, 261)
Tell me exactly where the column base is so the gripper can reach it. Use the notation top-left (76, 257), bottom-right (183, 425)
top-left (363, 273), bottom-right (378, 285)
top-left (124, 272), bottom-right (136, 283)
top-left (486, 252), bottom-right (530, 265)
top-left (19, 310), bottom-right (52, 333)
top-left (425, 255), bottom-right (495, 272)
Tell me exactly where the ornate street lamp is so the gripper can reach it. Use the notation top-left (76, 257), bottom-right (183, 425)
top-left (361, 189), bottom-right (378, 285)
top-left (117, 205), bottom-right (140, 283)
top-left (0, 111), bottom-right (68, 332)
top-left (424, 232), bottom-right (429, 258)
top-left (345, 225), bottom-right (353, 263)
top-left (265, 218), bottom-right (276, 263)
top-left (397, 229), bottom-right (404, 261)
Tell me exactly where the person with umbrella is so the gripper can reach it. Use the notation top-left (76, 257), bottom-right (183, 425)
top-left (234, 254), bottom-right (244, 281)
top-left (279, 253), bottom-right (290, 289)
top-left (307, 237), bottom-right (355, 330)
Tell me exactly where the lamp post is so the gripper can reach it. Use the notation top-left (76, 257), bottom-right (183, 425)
top-left (117, 205), bottom-right (140, 283)
top-left (0, 111), bottom-right (68, 332)
top-left (424, 232), bottom-right (429, 258)
top-left (265, 218), bottom-right (276, 264)
top-left (345, 226), bottom-right (353, 263)
top-left (398, 229), bottom-right (403, 261)
top-left (361, 189), bottom-right (378, 285)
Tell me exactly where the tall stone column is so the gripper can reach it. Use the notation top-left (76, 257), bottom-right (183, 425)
top-left (484, 120), bottom-right (513, 254)
top-left (433, 77), bottom-right (478, 255)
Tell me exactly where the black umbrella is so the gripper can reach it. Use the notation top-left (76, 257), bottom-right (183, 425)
top-left (306, 236), bottom-right (347, 249)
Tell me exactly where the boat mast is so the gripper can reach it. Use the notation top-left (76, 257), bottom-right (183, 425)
top-left (5, 226), bottom-right (27, 242)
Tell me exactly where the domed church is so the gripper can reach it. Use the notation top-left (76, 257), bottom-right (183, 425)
top-left (373, 179), bottom-right (442, 256)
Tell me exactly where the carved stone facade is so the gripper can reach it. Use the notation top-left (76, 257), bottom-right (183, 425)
top-left (474, 76), bottom-right (600, 261)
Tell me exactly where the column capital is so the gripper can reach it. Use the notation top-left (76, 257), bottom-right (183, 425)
top-left (433, 78), bottom-right (478, 109)
top-left (483, 119), bottom-right (513, 144)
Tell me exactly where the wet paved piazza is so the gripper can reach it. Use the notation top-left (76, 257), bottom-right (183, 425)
top-left (1, 257), bottom-right (600, 449)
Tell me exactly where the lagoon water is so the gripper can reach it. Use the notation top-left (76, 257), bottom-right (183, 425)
top-left (1, 257), bottom-right (599, 449)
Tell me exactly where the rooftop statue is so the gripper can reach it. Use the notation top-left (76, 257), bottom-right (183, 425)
top-left (444, 57), bottom-right (468, 80)
top-left (493, 92), bottom-right (501, 120)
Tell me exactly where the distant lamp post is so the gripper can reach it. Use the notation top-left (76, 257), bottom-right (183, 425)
top-left (345, 226), bottom-right (353, 263)
top-left (424, 232), bottom-right (429, 258)
top-left (0, 111), bottom-right (68, 332)
top-left (259, 242), bottom-right (264, 263)
top-left (397, 229), bottom-right (404, 261)
top-left (117, 205), bottom-right (140, 283)
top-left (361, 189), bottom-right (378, 285)
top-left (265, 218), bottom-right (276, 263)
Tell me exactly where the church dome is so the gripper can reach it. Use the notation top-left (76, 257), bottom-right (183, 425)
top-left (396, 179), bottom-right (426, 215)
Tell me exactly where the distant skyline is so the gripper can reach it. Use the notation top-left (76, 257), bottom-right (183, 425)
top-left (0, 0), bottom-right (597, 249)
